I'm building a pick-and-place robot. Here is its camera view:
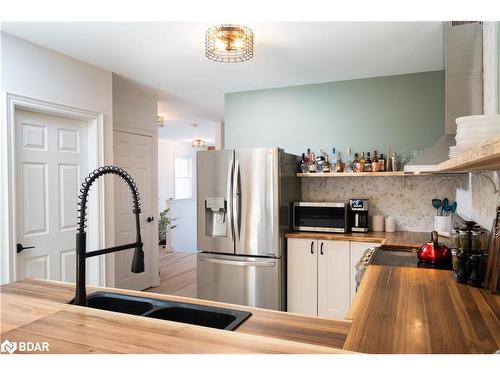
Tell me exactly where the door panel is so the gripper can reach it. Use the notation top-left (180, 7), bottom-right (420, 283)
top-left (197, 253), bottom-right (282, 310)
top-left (349, 241), bottom-right (380, 304)
top-left (235, 148), bottom-right (279, 257)
top-left (287, 238), bottom-right (317, 315)
top-left (318, 240), bottom-right (350, 318)
top-left (196, 150), bottom-right (234, 254)
top-left (15, 110), bottom-right (88, 282)
top-left (113, 131), bottom-right (155, 290)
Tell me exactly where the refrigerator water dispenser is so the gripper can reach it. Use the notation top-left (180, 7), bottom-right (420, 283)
top-left (205, 197), bottom-right (227, 237)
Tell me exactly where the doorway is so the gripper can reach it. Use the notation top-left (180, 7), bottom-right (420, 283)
top-left (113, 129), bottom-right (156, 291)
top-left (148, 119), bottom-right (218, 297)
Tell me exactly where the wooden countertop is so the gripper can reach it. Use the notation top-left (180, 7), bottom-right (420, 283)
top-left (343, 265), bottom-right (500, 354)
top-left (285, 231), bottom-right (453, 249)
top-left (0, 279), bottom-right (351, 354)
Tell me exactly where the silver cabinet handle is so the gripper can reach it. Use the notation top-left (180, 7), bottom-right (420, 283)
top-left (199, 257), bottom-right (275, 267)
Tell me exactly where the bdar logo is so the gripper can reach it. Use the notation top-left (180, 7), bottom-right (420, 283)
top-left (1, 340), bottom-right (17, 354)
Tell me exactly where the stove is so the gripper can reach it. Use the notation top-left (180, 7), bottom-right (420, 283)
top-left (355, 247), bottom-right (453, 289)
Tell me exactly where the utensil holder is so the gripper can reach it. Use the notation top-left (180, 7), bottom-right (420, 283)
top-left (435, 215), bottom-right (451, 237)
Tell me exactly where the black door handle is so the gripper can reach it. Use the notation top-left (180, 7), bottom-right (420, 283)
top-left (320, 242), bottom-right (324, 255)
top-left (146, 216), bottom-right (154, 223)
top-left (310, 241), bottom-right (314, 254)
top-left (17, 243), bottom-right (35, 253)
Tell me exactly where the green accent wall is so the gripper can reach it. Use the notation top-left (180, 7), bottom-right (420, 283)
top-left (224, 70), bottom-right (445, 156)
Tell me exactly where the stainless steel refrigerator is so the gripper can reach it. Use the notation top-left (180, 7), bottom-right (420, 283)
top-left (197, 148), bottom-right (301, 311)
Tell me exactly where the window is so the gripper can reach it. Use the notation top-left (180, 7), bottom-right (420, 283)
top-left (174, 154), bottom-right (193, 199)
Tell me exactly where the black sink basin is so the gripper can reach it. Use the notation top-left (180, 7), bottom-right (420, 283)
top-left (87, 294), bottom-right (154, 315)
top-left (77, 292), bottom-right (251, 331)
top-left (144, 305), bottom-right (238, 330)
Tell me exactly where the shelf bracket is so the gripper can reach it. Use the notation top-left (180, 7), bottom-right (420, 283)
top-left (472, 171), bottom-right (500, 194)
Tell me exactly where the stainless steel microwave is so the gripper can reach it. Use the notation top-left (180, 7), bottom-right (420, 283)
top-left (292, 202), bottom-right (348, 233)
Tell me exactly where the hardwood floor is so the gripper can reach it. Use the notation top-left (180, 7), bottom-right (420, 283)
top-left (145, 248), bottom-right (197, 298)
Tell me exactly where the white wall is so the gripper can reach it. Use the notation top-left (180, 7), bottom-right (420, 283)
top-left (112, 74), bottom-right (158, 132)
top-left (112, 74), bottom-right (159, 286)
top-left (158, 138), bottom-right (204, 252)
top-left (0, 32), bottom-right (114, 285)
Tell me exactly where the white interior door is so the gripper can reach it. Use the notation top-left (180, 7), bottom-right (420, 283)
top-left (15, 109), bottom-right (88, 282)
top-left (113, 130), bottom-right (155, 290)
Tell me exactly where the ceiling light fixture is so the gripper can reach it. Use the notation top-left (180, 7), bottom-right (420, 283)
top-left (205, 24), bottom-right (254, 63)
top-left (192, 139), bottom-right (206, 148)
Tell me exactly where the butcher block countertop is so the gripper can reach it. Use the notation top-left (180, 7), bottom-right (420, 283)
top-left (285, 231), bottom-right (453, 249)
top-left (0, 279), bottom-right (351, 354)
top-left (343, 265), bottom-right (500, 354)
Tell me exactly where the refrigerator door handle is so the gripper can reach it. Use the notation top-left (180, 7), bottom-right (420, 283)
top-left (233, 159), bottom-right (240, 242)
top-left (226, 158), bottom-right (234, 239)
top-left (199, 256), bottom-right (276, 267)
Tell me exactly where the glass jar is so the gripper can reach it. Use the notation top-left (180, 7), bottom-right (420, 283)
top-left (471, 230), bottom-right (480, 251)
top-left (478, 230), bottom-right (488, 252)
top-left (459, 230), bottom-right (470, 251)
top-left (451, 249), bottom-right (461, 272)
top-left (451, 228), bottom-right (460, 248)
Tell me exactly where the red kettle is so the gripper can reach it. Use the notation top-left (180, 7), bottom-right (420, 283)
top-left (418, 231), bottom-right (452, 264)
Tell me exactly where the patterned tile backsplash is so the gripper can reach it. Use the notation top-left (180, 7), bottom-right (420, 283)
top-left (456, 171), bottom-right (500, 230)
top-left (301, 175), bottom-right (458, 232)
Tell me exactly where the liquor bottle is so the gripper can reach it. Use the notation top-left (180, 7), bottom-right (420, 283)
top-left (308, 150), bottom-right (316, 173)
top-left (345, 147), bottom-right (353, 173)
top-left (364, 152), bottom-right (372, 172)
top-left (335, 151), bottom-right (344, 173)
top-left (305, 148), bottom-right (311, 163)
top-left (300, 153), bottom-right (308, 173)
top-left (379, 153), bottom-right (386, 172)
top-left (354, 153), bottom-right (363, 173)
top-left (316, 149), bottom-right (325, 173)
top-left (359, 152), bottom-right (366, 168)
top-left (386, 147), bottom-right (392, 172)
top-left (322, 150), bottom-right (331, 173)
top-left (372, 150), bottom-right (380, 172)
top-left (331, 148), bottom-right (337, 173)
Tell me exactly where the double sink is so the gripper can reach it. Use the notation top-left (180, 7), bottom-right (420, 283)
top-left (77, 292), bottom-right (252, 331)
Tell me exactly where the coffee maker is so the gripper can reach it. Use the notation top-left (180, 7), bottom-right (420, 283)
top-left (349, 199), bottom-right (369, 232)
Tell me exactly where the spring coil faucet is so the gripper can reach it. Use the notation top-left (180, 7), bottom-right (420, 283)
top-left (74, 166), bottom-right (144, 306)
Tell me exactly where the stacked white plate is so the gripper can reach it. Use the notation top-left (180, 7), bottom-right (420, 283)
top-left (449, 115), bottom-right (500, 158)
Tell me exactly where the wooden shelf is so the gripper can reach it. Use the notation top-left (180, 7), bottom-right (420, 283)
top-left (296, 171), bottom-right (426, 177)
top-left (438, 136), bottom-right (500, 172)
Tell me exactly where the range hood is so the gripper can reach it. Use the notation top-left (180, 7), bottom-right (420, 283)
top-left (405, 21), bottom-right (483, 173)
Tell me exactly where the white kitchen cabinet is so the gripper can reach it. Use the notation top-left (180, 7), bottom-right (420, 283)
top-left (317, 240), bottom-right (350, 318)
top-left (287, 238), bottom-right (318, 316)
top-left (349, 241), bottom-right (381, 305)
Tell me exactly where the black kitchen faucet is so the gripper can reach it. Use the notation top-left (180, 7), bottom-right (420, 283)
top-left (73, 166), bottom-right (144, 306)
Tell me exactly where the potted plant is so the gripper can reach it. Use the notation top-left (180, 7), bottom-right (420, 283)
top-left (158, 208), bottom-right (177, 246)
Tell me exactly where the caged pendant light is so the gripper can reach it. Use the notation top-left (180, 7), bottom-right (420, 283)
top-left (205, 24), bottom-right (254, 63)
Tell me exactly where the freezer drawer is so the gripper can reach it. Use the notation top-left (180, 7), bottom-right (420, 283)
top-left (197, 253), bottom-right (284, 311)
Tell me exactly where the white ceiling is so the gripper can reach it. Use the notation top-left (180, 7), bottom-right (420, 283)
top-left (2, 22), bottom-right (444, 126)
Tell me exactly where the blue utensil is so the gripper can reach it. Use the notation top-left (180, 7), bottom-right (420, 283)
top-left (432, 199), bottom-right (442, 216)
top-left (448, 201), bottom-right (457, 216)
top-left (441, 198), bottom-right (449, 216)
